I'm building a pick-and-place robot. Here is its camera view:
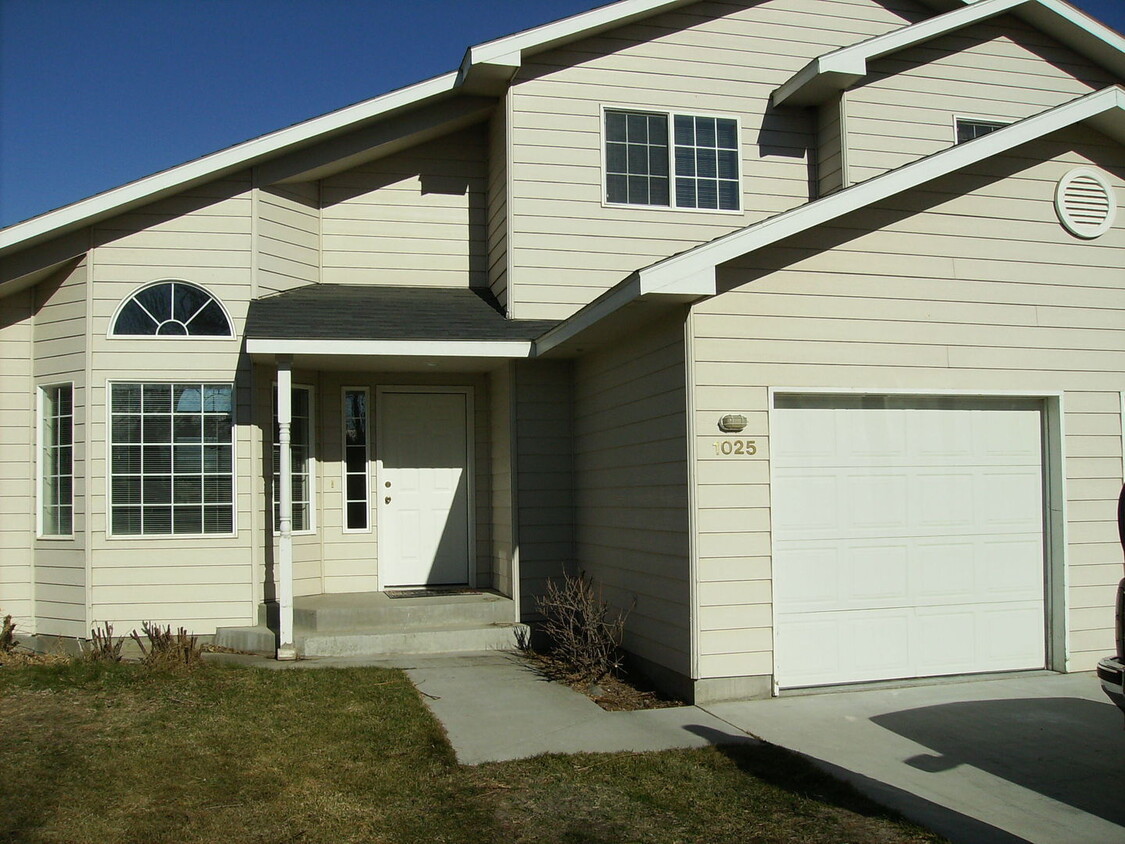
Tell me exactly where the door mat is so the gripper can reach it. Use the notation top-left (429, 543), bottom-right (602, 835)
top-left (386, 588), bottom-right (482, 599)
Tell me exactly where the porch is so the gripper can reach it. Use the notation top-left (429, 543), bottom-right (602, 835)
top-left (242, 283), bottom-right (558, 659)
top-left (215, 589), bottom-right (527, 657)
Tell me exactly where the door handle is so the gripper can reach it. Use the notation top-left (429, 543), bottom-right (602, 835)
top-left (385, 496), bottom-right (391, 504)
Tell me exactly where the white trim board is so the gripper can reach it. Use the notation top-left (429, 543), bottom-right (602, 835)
top-left (246, 339), bottom-right (534, 358)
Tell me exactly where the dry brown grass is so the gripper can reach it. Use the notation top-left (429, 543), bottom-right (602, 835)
top-left (1, 661), bottom-right (946, 844)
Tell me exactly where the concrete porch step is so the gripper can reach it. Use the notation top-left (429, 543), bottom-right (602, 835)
top-left (293, 590), bottom-right (513, 632)
top-left (297, 623), bottom-right (529, 658)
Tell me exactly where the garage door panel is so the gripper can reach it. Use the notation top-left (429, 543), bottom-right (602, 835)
top-left (773, 400), bottom-right (1047, 688)
top-left (849, 474), bottom-right (909, 530)
top-left (980, 470), bottom-right (1043, 529)
top-left (914, 472), bottom-right (975, 530)
top-left (771, 473), bottom-right (838, 533)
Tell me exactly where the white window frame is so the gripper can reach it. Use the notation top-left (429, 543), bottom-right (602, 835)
top-left (37, 382), bottom-right (75, 540)
top-left (341, 386), bottom-right (372, 534)
top-left (108, 279), bottom-right (234, 340)
top-left (273, 383), bottom-right (316, 536)
top-left (600, 103), bottom-right (744, 215)
top-left (105, 380), bottom-right (238, 539)
top-left (953, 115), bottom-right (1009, 145)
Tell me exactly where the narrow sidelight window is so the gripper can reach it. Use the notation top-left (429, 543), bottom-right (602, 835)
top-left (343, 389), bottom-right (369, 531)
top-left (40, 384), bottom-right (74, 536)
top-left (273, 386), bottom-right (313, 532)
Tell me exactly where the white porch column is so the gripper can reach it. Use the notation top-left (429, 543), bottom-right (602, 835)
top-left (276, 356), bottom-right (297, 660)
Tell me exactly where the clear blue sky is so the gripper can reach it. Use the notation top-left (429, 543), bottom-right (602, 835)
top-left (1, 0), bottom-right (1122, 228)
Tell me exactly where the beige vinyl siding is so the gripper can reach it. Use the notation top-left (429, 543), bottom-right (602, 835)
top-left (573, 310), bottom-right (691, 676)
top-left (490, 363), bottom-right (516, 596)
top-left (0, 288), bottom-right (35, 627)
top-left (514, 360), bottom-right (574, 610)
top-left (691, 128), bottom-right (1125, 679)
top-left (488, 107), bottom-right (511, 310)
top-left (818, 94), bottom-right (846, 196)
top-left (87, 175), bottom-right (256, 634)
top-left (847, 14), bottom-right (1114, 185)
top-left (33, 260), bottom-right (89, 637)
top-left (506, 0), bottom-right (929, 320)
top-left (257, 182), bottom-right (320, 294)
top-left (320, 125), bottom-right (489, 288)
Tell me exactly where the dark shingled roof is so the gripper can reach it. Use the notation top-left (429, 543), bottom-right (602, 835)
top-left (245, 284), bottom-right (558, 341)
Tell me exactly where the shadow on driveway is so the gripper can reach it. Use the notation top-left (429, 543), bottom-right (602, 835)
top-left (685, 723), bottom-right (1026, 843)
top-left (870, 697), bottom-right (1125, 826)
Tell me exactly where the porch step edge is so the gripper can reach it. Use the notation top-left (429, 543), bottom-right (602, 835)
top-left (298, 623), bottom-right (529, 658)
top-left (213, 625), bottom-right (276, 655)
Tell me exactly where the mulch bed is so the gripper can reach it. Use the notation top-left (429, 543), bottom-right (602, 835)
top-left (519, 650), bottom-right (685, 711)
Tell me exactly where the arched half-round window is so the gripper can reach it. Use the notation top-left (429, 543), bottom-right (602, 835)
top-left (111, 281), bottom-right (233, 337)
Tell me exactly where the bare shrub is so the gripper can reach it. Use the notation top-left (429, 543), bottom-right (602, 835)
top-left (85, 621), bottom-right (124, 662)
top-left (1, 614), bottom-right (17, 654)
top-left (131, 622), bottom-right (202, 670)
top-left (535, 571), bottom-right (631, 684)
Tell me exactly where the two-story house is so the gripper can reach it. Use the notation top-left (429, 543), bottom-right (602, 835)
top-left (2, 0), bottom-right (1123, 702)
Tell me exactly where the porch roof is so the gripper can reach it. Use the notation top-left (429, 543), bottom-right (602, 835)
top-left (246, 283), bottom-right (558, 342)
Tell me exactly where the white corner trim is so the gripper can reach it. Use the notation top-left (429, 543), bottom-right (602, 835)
top-left (640, 87), bottom-right (1125, 292)
top-left (0, 72), bottom-right (460, 255)
top-left (245, 338), bottom-right (534, 358)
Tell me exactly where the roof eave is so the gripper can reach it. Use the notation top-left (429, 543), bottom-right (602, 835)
top-left (0, 71), bottom-right (461, 257)
top-left (773, 0), bottom-right (1125, 108)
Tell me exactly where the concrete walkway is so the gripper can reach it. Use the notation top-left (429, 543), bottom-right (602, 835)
top-left (400, 652), bottom-right (756, 764)
top-left (708, 672), bottom-right (1125, 844)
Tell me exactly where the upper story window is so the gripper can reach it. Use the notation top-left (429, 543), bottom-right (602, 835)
top-left (605, 108), bottom-right (741, 212)
top-left (111, 280), bottom-right (232, 337)
top-left (955, 118), bottom-right (1006, 144)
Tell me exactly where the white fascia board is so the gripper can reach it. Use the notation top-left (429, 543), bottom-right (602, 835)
top-left (773, 0), bottom-right (1125, 107)
top-left (465, 0), bottom-right (694, 68)
top-left (641, 87), bottom-right (1125, 291)
top-left (246, 338), bottom-right (533, 358)
top-left (0, 72), bottom-right (460, 256)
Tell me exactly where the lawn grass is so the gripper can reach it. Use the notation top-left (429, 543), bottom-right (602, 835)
top-left (1, 662), bottom-right (943, 843)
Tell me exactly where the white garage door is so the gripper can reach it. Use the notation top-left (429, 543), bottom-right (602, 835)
top-left (772, 396), bottom-right (1047, 689)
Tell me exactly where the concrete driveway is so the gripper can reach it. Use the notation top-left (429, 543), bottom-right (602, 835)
top-left (705, 672), bottom-right (1125, 844)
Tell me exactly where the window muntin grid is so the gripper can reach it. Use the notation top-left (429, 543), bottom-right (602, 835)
top-left (273, 387), bottom-right (313, 533)
top-left (40, 384), bottom-right (74, 536)
top-left (673, 115), bottom-right (740, 210)
top-left (112, 281), bottom-right (232, 337)
top-left (605, 110), bottom-right (670, 206)
top-left (343, 389), bottom-right (369, 532)
top-left (605, 108), bottom-right (740, 211)
top-left (110, 383), bottom-right (234, 536)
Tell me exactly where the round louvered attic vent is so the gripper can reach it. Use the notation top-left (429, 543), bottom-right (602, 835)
top-left (1054, 167), bottom-right (1117, 239)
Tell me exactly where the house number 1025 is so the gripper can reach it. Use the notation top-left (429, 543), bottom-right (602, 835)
top-left (714, 439), bottom-right (757, 456)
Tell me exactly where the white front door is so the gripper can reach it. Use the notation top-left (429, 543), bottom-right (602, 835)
top-left (772, 397), bottom-right (1047, 689)
top-left (377, 389), bottom-right (471, 588)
